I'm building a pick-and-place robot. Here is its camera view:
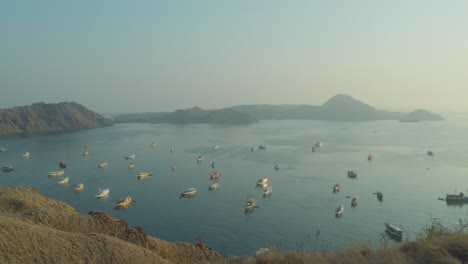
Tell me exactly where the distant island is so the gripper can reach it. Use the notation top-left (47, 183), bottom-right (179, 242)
top-left (113, 94), bottom-right (444, 124)
top-left (0, 102), bottom-right (113, 137)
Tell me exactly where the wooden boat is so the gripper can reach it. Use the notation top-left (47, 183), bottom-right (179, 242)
top-left (96, 188), bottom-right (110, 198)
top-left (22, 152), bottom-right (30, 158)
top-left (98, 162), bottom-right (108, 168)
top-left (385, 223), bottom-right (403, 241)
top-left (263, 186), bottom-right (273, 197)
top-left (335, 205), bottom-right (344, 217)
top-left (49, 169), bottom-right (64, 177)
top-left (115, 196), bottom-right (133, 208)
top-left (57, 177), bottom-right (69, 184)
top-left (150, 143), bottom-right (157, 148)
top-left (128, 161), bottom-right (135, 169)
top-left (125, 154), bottom-right (136, 160)
top-left (245, 198), bottom-right (256, 210)
top-left (59, 161), bottom-right (66, 168)
top-left (210, 172), bottom-right (221, 180)
top-left (180, 188), bottom-right (197, 196)
top-left (376, 191), bottom-right (383, 201)
top-left (137, 171), bottom-right (151, 180)
top-left (347, 171), bottom-right (357, 178)
top-left (2, 165), bottom-right (14, 172)
top-left (75, 183), bottom-right (84, 192)
top-left (333, 183), bottom-right (341, 193)
top-left (351, 196), bottom-right (359, 207)
top-left (208, 182), bottom-right (220, 190)
top-left (82, 150), bottom-right (89, 156)
top-left (368, 154), bottom-right (374, 160)
top-left (171, 164), bottom-right (176, 172)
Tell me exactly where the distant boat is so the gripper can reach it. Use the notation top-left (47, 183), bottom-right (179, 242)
top-left (137, 171), bottom-right (151, 180)
top-left (115, 196), bottom-right (133, 209)
top-left (210, 172), bottom-right (221, 180)
top-left (128, 161), bottom-right (135, 169)
top-left (427, 150), bottom-right (434, 156)
top-left (75, 183), bottom-right (84, 192)
top-left (212, 145), bottom-right (220, 150)
top-left (333, 183), bottom-right (341, 193)
top-left (385, 223), bottom-right (403, 241)
top-left (210, 161), bottom-right (216, 169)
top-left (347, 171), bottom-right (357, 178)
top-left (351, 196), bottom-right (359, 207)
top-left (258, 145), bottom-right (266, 150)
top-left (196, 155), bottom-right (203, 163)
top-left (335, 205), bottom-right (344, 217)
top-left (171, 164), bottom-right (176, 172)
top-left (84, 144), bottom-right (88, 149)
top-left (445, 192), bottom-right (468, 204)
top-left (376, 191), bottom-right (383, 201)
top-left (251, 146), bottom-right (258, 152)
top-left (257, 178), bottom-right (269, 187)
top-left (274, 164), bottom-right (280, 171)
top-left (49, 169), bottom-right (64, 177)
top-left (59, 161), bottom-right (66, 168)
top-left (315, 142), bottom-right (323, 148)
top-left (82, 150), bottom-right (89, 156)
top-left (22, 152), bottom-right (30, 158)
top-left (245, 198), bottom-right (256, 210)
top-left (98, 162), bottom-right (108, 168)
top-left (0, 147), bottom-right (6, 152)
top-left (368, 154), bottom-right (374, 161)
top-left (180, 188), bottom-right (197, 197)
top-left (57, 177), bottom-right (69, 185)
top-left (150, 143), bottom-right (157, 148)
top-left (208, 182), bottom-right (220, 190)
top-left (96, 188), bottom-right (110, 198)
top-left (263, 186), bottom-right (272, 197)
top-left (2, 165), bottom-right (14, 172)
top-left (125, 154), bottom-right (136, 160)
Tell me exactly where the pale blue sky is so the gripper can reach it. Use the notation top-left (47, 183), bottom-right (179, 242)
top-left (1, 1), bottom-right (468, 113)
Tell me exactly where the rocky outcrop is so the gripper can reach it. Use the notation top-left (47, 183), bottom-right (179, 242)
top-left (0, 187), bottom-right (223, 264)
top-left (0, 102), bottom-right (113, 136)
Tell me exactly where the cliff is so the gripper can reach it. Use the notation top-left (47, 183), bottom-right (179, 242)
top-left (0, 187), bottom-right (223, 264)
top-left (0, 102), bottom-right (113, 136)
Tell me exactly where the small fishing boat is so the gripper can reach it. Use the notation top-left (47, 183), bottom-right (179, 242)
top-left (0, 147), bottom-right (6, 152)
top-left (274, 164), bottom-right (280, 171)
top-left (125, 154), bottom-right (136, 160)
top-left (98, 162), bottom-right (108, 168)
top-left (150, 143), bottom-right (157, 148)
top-left (180, 188), bottom-right (197, 196)
top-left (257, 178), bottom-right (269, 186)
top-left (376, 191), bottom-right (383, 201)
top-left (57, 177), bottom-right (69, 185)
top-left (263, 186), bottom-right (273, 197)
top-left (333, 183), bottom-right (340, 193)
top-left (315, 142), bottom-right (323, 148)
top-left (335, 205), bottom-right (344, 217)
top-left (208, 182), bottom-right (220, 190)
top-left (212, 145), bottom-right (219, 150)
top-left (128, 161), bottom-right (135, 169)
top-left (137, 171), bottom-right (151, 180)
top-left (82, 150), bottom-right (89, 156)
top-left (196, 155), bottom-right (203, 163)
top-left (210, 161), bottom-right (216, 169)
top-left (96, 188), bottom-right (110, 198)
top-left (22, 152), bottom-right (30, 158)
top-left (210, 172), bottom-right (221, 180)
top-left (368, 154), bottom-right (374, 160)
top-left (59, 161), bottom-right (66, 168)
top-left (115, 196), bottom-right (133, 208)
top-left (84, 144), bottom-right (88, 149)
top-left (75, 183), bottom-right (84, 192)
top-left (351, 196), bottom-right (359, 207)
top-left (2, 165), bottom-right (14, 172)
top-left (251, 146), bottom-right (258, 152)
top-left (49, 169), bottom-right (64, 177)
top-left (385, 223), bottom-right (403, 241)
top-left (258, 145), bottom-right (266, 150)
top-left (171, 164), bottom-right (176, 172)
top-left (427, 150), bottom-right (434, 156)
top-left (347, 171), bottom-right (357, 178)
top-left (245, 198), bottom-right (256, 210)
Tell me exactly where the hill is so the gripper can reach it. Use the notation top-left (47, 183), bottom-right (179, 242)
top-left (0, 102), bottom-right (113, 136)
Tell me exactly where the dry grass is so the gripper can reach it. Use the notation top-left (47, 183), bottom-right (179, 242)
top-left (1, 187), bottom-right (468, 264)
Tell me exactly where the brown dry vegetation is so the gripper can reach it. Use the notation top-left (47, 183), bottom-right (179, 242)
top-left (1, 187), bottom-right (467, 264)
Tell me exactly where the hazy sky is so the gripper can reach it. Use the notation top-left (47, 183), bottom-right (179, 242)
top-left (2, 1), bottom-right (468, 113)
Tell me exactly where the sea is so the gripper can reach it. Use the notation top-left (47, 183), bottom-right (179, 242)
top-left (1, 116), bottom-right (468, 257)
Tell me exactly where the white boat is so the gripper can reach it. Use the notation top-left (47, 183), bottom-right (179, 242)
top-left (2, 165), bottom-right (14, 172)
top-left (333, 183), bottom-right (340, 193)
top-left (210, 171), bottom-right (221, 180)
top-left (263, 186), bottom-right (273, 197)
top-left (181, 188), bottom-right (197, 196)
top-left (75, 183), bottom-right (84, 192)
top-left (251, 146), bottom-right (258, 152)
top-left (208, 182), bottom-right (220, 190)
top-left (137, 171), bottom-right (151, 179)
top-left (256, 248), bottom-right (269, 256)
top-left (98, 162), bottom-right (108, 168)
top-left (22, 152), bottom-right (30, 158)
top-left (196, 155), bottom-right (203, 163)
top-left (171, 164), bottom-right (176, 172)
top-left (115, 196), bottom-right (133, 208)
top-left (212, 145), bottom-right (219, 150)
top-left (49, 169), bottom-right (64, 177)
top-left (96, 188), bottom-right (110, 198)
top-left (245, 198), bottom-right (256, 210)
top-left (150, 143), bottom-right (157, 148)
top-left (57, 177), bottom-right (69, 184)
top-left (0, 147), bottom-right (6, 152)
top-left (257, 178), bottom-right (269, 186)
top-left (335, 205), bottom-right (344, 217)
top-left (351, 196), bottom-right (359, 206)
top-left (128, 161), bottom-right (135, 169)
top-left (385, 223), bottom-right (403, 240)
top-left (125, 154), bottom-right (136, 160)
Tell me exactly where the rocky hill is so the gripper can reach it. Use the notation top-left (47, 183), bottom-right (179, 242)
top-left (0, 102), bottom-right (113, 136)
top-left (0, 187), bottom-right (223, 264)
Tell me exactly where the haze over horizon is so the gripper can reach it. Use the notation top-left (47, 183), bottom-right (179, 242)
top-left (2, 1), bottom-right (468, 113)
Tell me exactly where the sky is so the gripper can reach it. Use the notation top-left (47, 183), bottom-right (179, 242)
top-left (1, 1), bottom-right (468, 113)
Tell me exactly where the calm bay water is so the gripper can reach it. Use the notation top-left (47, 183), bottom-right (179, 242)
top-left (1, 118), bottom-right (468, 256)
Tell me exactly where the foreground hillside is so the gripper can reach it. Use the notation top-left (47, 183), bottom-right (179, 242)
top-left (0, 187), bottom-right (466, 264)
top-left (0, 102), bottom-right (113, 136)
